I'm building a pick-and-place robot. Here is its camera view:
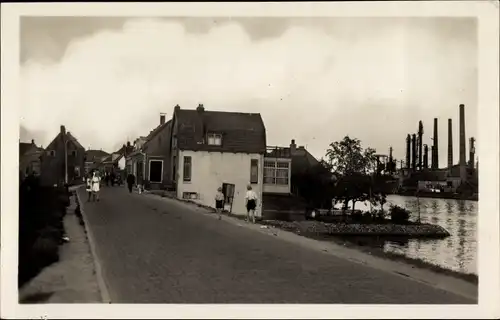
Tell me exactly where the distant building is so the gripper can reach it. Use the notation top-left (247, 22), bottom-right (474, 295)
top-left (84, 149), bottom-right (110, 174)
top-left (19, 139), bottom-right (44, 180)
top-left (39, 125), bottom-right (86, 186)
top-left (126, 112), bottom-right (172, 189)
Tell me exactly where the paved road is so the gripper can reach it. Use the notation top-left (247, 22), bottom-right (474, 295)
top-left (78, 186), bottom-right (474, 304)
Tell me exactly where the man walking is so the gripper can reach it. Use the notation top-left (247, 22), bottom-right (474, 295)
top-left (126, 173), bottom-right (135, 193)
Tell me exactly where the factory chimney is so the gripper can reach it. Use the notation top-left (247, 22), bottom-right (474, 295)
top-left (432, 118), bottom-right (438, 169)
top-left (459, 104), bottom-right (467, 182)
top-left (469, 137), bottom-right (475, 170)
top-left (448, 118), bottom-right (453, 171)
top-left (405, 134), bottom-right (411, 169)
top-left (423, 144), bottom-right (429, 169)
top-left (411, 134), bottom-right (417, 171)
top-left (418, 121), bottom-right (423, 170)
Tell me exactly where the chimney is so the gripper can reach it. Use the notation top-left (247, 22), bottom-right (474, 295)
top-left (459, 104), bottom-right (467, 182)
top-left (60, 125), bottom-right (66, 135)
top-left (418, 121), bottom-right (423, 170)
top-left (448, 118), bottom-right (453, 171)
top-left (423, 144), bottom-right (429, 169)
top-left (174, 104), bottom-right (180, 112)
top-left (469, 137), bottom-right (475, 170)
top-left (31, 139), bottom-right (35, 145)
top-left (160, 113), bottom-right (166, 125)
top-left (405, 134), bottom-right (411, 169)
top-left (290, 139), bottom-right (297, 154)
top-left (411, 134), bottom-right (417, 171)
top-left (432, 118), bottom-right (438, 170)
top-left (196, 103), bottom-right (205, 112)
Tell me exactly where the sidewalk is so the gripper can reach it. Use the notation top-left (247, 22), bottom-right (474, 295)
top-left (19, 194), bottom-right (101, 303)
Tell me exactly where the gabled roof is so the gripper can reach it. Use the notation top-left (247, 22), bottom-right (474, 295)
top-left (143, 120), bottom-right (172, 150)
top-left (19, 141), bottom-right (43, 157)
top-left (174, 108), bottom-right (266, 154)
top-left (85, 149), bottom-right (110, 162)
top-left (67, 132), bottom-right (84, 150)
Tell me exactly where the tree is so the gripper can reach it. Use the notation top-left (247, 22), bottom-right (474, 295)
top-left (325, 136), bottom-right (377, 176)
top-left (292, 160), bottom-right (335, 209)
top-left (325, 136), bottom-right (379, 213)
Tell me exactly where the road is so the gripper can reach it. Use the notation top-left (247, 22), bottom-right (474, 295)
top-left (77, 186), bottom-right (474, 304)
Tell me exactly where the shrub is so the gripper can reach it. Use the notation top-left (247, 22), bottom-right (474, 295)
top-left (32, 236), bottom-right (60, 267)
top-left (351, 211), bottom-right (363, 222)
top-left (389, 205), bottom-right (411, 224)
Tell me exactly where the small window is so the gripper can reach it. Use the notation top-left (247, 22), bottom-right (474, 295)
top-left (48, 150), bottom-right (56, 157)
top-left (250, 159), bottom-right (259, 184)
top-left (183, 156), bottom-right (192, 182)
top-left (207, 133), bottom-right (222, 146)
top-left (71, 150), bottom-right (77, 157)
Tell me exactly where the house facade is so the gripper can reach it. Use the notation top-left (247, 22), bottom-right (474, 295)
top-left (170, 104), bottom-right (266, 217)
top-left (39, 125), bottom-right (86, 186)
top-left (84, 149), bottom-right (109, 174)
top-left (126, 113), bottom-right (173, 189)
top-left (19, 139), bottom-right (44, 180)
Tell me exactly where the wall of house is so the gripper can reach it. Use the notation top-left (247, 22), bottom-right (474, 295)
top-left (118, 156), bottom-right (126, 170)
top-left (263, 157), bottom-right (292, 194)
top-left (40, 134), bottom-right (85, 186)
top-left (176, 150), bottom-right (264, 217)
top-left (20, 146), bottom-right (43, 178)
top-left (143, 121), bottom-right (173, 189)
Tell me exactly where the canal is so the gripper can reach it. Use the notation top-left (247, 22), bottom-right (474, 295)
top-left (356, 195), bottom-right (478, 275)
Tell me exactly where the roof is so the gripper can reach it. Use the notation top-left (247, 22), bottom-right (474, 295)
top-left (19, 140), bottom-right (43, 157)
top-left (85, 149), bottom-right (110, 162)
top-left (143, 119), bottom-right (172, 149)
top-left (174, 108), bottom-right (266, 153)
top-left (67, 132), bottom-right (84, 150)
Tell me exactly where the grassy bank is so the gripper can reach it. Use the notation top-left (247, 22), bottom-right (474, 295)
top-left (18, 176), bottom-right (71, 288)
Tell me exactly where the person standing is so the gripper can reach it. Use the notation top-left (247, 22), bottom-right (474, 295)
top-left (91, 171), bottom-right (101, 202)
top-left (86, 172), bottom-right (93, 202)
top-left (215, 187), bottom-right (225, 220)
top-left (244, 184), bottom-right (258, 223)
top-left (126, 173), bottom-right (135, 193)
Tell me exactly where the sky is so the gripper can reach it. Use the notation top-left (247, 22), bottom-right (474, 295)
top-left (20, 16), bottom-right (478, 167)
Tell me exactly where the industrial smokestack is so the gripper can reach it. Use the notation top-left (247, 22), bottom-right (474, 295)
top-left (418, 121), bottom-right (423, 170)
top-left (432, 118), bottom-right (439, 169)
top-left (469, 137), bottom-right (475, 170)
top-left (448, 118), bottom-right (453, 170)
top-left (423, 144), bottom-right (429, 169)
top-left (459, 104), bottom-right (467, 181)
top-left (411, 134), bottom-right (417, 171)
top-left (405, 134), bottom-right (411, 169)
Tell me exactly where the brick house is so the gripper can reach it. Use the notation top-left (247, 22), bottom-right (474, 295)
top-left (84, 149), bottom-right (109, 174)
top-left (169, 104), bottom-right (266, 217)
top-left (19, 139), bottom-right (44, 180)
top-left (39, 125), bottom-right (86, 186)
top-left (126, 113), bottom-right (173, 190)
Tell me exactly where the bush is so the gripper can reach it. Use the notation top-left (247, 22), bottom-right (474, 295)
top-left (389, 205), bottom-right (411, 224)
top-left (32, 235), bottom-right (60, 266)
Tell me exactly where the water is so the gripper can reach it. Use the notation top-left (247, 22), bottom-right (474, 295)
top-left (353, 195), bottom-right (477, 275)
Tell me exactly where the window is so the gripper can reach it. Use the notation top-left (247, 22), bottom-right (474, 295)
top-left (71, 150), bottom-right (77, 157)
top-left (250, 159), bottom-right (259, 184)
top-left (263, 160), bottom-right (290, 185)
top-left (74, 166), bottom-right (81, 178)
top-left (207, 133), bottom-right (222, 146)
top-left (183, 156), bottom-right (192, 182)
top-left (48, 150), bottom-right (56, 157)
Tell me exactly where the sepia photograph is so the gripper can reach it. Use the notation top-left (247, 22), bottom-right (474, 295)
top-left (1, 1), bottom-right (499, 319)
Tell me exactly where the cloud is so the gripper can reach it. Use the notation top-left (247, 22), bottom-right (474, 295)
top-left (20, 18), bottom-right (477, 164)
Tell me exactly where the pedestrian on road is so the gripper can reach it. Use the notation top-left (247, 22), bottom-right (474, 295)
top-left (126, 173), bottom-right (135, 193)
top-left (245, 184), bottom-right (258, 223)
top-left (91, 171), bottom-right (101, 202)
top-left (85, 172), bottom-right (93, 202)
top-left (215, 187), bottom-right (225, 220)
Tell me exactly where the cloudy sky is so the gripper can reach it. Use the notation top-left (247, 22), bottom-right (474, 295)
top-left (20, 16), bottom-right (477, 166)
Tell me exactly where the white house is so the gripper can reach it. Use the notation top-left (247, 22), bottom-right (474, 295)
top-left (169, 104), bottom-right (267, 217)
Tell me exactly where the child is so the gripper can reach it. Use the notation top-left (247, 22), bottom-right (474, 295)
top-left (215, 187), bottom-right (225, 220)
top-left (245, 184), bottom-right (258, 223)
top-left (86, 172), bottom-right (93, 202)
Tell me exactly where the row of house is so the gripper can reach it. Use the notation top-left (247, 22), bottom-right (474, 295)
top-left (124, 104), bottom-right (323, 218)
top-left (19, 125), bottom-right (133, 186)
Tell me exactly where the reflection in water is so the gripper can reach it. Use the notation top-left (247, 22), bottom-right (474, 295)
top-left (355, 195), bottom-right (477, 275)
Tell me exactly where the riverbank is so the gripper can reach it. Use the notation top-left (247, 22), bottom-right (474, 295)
top-left (394, 190), bottom-right (478, 201)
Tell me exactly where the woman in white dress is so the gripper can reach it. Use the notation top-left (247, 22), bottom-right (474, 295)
top-left (91, 171), bottom-right (101, 202)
